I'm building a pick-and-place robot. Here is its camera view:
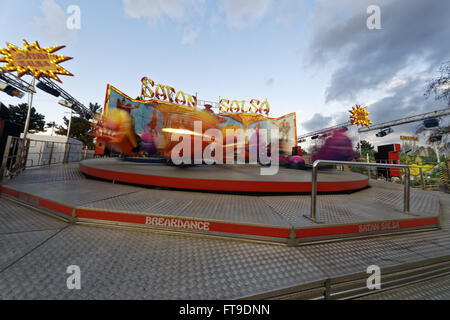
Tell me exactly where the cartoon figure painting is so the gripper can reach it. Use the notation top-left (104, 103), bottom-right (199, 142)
top-left (147, 108), bottom-right (158, 136)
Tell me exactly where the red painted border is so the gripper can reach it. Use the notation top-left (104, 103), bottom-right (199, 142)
top-left (296, 217), bottom-right (439, 238)
top-left (76, 208), bottom-right (290, 238)
top-left (77, 208), bottom-right (438, 239)
top-left (0, 186), bottom-right (72, 216)
top-left (79, 163), bottom-right (369, 193)
top-left (0, 186), bottom-right (19, 198)
top-left (0, 186), bottom-right (439, 241)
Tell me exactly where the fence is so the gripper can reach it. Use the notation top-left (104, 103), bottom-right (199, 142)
top-left (26, 138), bottom-right (84, 167)
top-left (0, 136), bottom-right (29, 179)
top-left (304, 160), bottom-right (411, 223)
top-left (350, 153), bottom-right (449, 191)
top-left (1, 136), bottom-right (94, 180)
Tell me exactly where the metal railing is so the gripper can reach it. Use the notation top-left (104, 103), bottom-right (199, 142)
top-left (0, 136), bottom-right (30, 179)
top-left (24, 139), bottom-right (94, 168)
top-left (1, 136), bottom-right (95, 180)
top-left (304, 160), bottom-right (411, 223)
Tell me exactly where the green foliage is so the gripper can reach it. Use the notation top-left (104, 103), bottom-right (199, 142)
top-left (88, 102), bottom-right (102, 115)
top-left (56, 102), bottom-right (102, 148)
top-left (8, 103), bottom-right (45, 132)
top-left (355, 140), bottom-right (375, 159)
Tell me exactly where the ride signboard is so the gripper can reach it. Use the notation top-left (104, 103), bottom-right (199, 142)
top-left (400, 135), bottom-right (419, 141)
top-left (349, 104), bottom-right (372, 127)
top-left (0, 40), bottom-right (73, 82)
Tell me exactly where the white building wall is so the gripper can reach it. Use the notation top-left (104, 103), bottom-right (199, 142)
top-left (20, 134), bottom-right (84, 167)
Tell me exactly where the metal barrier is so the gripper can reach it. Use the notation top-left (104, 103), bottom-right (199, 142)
top-left (304, 160), bottom-right (411, 223)
top-left (0, 136), bottom-right (30, 179)
top-left (24, 139), bottom-right (94, 167)
top-left (1, 136), bottom-right (95, 180)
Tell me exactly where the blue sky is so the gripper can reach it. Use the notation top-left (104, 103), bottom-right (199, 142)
top-left (0, 0), bottom-right (449, 150)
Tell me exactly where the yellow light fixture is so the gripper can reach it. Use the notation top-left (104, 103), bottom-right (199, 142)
top-left (0, 40), bottom-right (73, 82)
top-left (349, 104), bottom-right (372, 127)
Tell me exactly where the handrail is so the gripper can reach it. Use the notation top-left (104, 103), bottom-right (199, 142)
top-left (305, 160), bottom-right (411, 223)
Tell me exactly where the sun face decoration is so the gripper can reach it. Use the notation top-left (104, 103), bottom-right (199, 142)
top-left (349, 104), bottom-right (372, 127)
top-left (0, 40), bottom-right (73, 82)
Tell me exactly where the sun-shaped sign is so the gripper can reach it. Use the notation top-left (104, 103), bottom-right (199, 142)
top-left (349, 104), bottom-right (372, 127)
top-left (0, 40), bottom-right (73, 83)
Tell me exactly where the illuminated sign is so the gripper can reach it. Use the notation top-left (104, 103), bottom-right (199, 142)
top-left (400, 136), bottom-right (419, 141)
top-left (219, 99), bottom-right (270, 115)
top-left (141, 76), bottom-right (197, 109)
top-left (0, 40), bottom-right (73, 83)
top-left (349, 104), bottom-right (372, 127)
top-left (141, 77), bottom-right (270, 115)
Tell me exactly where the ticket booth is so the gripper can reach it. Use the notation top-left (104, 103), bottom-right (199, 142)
top-left (375, 143), bottom-right (401, 178)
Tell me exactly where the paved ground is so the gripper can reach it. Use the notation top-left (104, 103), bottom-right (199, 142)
top-left (1, 164), bottom-right (442, 229)
top-left (0, 193), bottom-right (449, 299)
top-left (357, 274), bottom-right (450, 300)
top-left (0, 163), bottom-right (449, 299)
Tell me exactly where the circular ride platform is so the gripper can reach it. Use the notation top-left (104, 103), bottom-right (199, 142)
top-left (79, 158), bottom-right (369, 193)
top-left (0, 163), bottom-right (440, 246)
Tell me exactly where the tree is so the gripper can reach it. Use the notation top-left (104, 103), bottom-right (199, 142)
top-left (416, 124), bottom-right (450, 154)
top-left (56, 102), bottom-right (102, 148)
top-left (425, 61), bottom-right (450, 106)
top-left (46, 121), bottom-right (58, 136)
top-left (8, 103), bottom-right (45, 132)
top-left (422, 61), bottom-right (450, 154)
top-left (88, 102), bottom-right (102, 115)
top-left (356, 140), bottom-right (374, 153)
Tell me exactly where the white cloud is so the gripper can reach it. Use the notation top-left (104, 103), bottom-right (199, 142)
top-left (35, 0), bottom-right (77, 44)
top-left (439, 80), bottom-right (450, 91)
top-left (123, 0), bottom-right (309, 41)
top-left (123, 0), bottom-right (204, 22)
top-left (265, 77), bottom-right (274, 87)
top-left (301, 113), bottom-right (333, 131)
top-left (208, 13), bottom-right (221, 35)
top-left (221, 0), bottom-right (272, 29)
top-left (307, 0), bottom-right (450, 103)
top-left (275, 0), bottom-right (308, 26)
top-left (382, 77), bottom-right (408, 90)
top-left (181, 27), bottom-right (199, 45)
top-left (123, 0), bottom-right (205, 45)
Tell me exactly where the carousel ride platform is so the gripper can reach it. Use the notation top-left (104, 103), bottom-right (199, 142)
top-left (0, 159), bottom-right (442, 246)
top-left (79, 158), bottom-right (369, 194)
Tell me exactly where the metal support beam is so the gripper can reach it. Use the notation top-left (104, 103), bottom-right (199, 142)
top-left (298, 121), bottom-right (351, 141)
top-left (358, 107), bottom-right (450, 133)
top-left (0, 68), bottom-right (91, 119)
top-left (37, 77), bottom-right (93, 119)
top-left (0, 68), bottom-right (35, 94)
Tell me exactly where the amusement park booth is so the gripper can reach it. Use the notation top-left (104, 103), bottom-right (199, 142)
top-left (375, 143), bottom-right (401, 179)
top-left (0, 102), bottom-right (22, 165)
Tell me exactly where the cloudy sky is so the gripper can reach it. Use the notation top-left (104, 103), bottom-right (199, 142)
top-left (0, 0), bottom-right (449, 149)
